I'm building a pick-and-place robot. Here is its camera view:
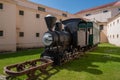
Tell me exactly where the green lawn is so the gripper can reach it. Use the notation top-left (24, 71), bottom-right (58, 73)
top-left (0, 49), bottom-right (42, 74)
top-left (0, 43), bottom-right (120, 80)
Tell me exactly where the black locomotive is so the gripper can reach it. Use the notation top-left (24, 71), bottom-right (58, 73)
top-left (4, 15), bottom-right (100, 79)
top-left (41, 15), bottom-right (100, 65)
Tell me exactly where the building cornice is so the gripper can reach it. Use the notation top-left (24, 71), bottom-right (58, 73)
top-left (19, 0), bottom-right (70, 14)
top-left (0, 0), bottom-right (17, 4)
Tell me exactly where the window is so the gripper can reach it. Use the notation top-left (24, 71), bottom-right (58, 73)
top-left (38, 7), bottom-right (46, 12)
top-left (19, 10), bottom-right (24, 15)
top-left (113, 35), bottom-right (114, 38)
top-left (60, 19), bottom-right (62, 22)
top-left (100, 25), bottom-right (104, 30)
top-left (0, 30), bottom-right (3, 37)
top-left (86, 14), bottom-right (91, 16)
top-left (117, 19), bottom-right (119, 23)
top-left (36, 14), bottom-right (40, 18)
top-left (88, 28), bottom-right (92, 34)
top-left (118, 8), bottom-right (120, 11)
top-left (110, 24), bottom-right (112, 27)
top-left (0, 3), bottom-right (3, 9)
top-left (36, 33), bottom-right (40, 37)
top-left (117, 34), bottom-right (119, 38)
top-left (110, 35), bottom-right (111, 38)
top-left (19, 32), bottom-right (24, 37)
top-left (80, 28), bottom-right (86, 31)
top-left (113, 22), bottom-right (115, 26)
top-left (62, 13), bottom-right (67, 17)
top-left (103, 10), bottom-right (108, 13)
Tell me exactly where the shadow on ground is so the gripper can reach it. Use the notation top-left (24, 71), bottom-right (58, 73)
top-left (60, 53), bottom-right (120, 74)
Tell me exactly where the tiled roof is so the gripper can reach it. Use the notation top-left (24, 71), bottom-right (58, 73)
top-left (108, 13), bottom-right (120, 22)
top-left (75, 1), bottom-right (120, 14)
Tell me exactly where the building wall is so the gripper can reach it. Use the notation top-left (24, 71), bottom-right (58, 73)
top-left (98, 23), bottom-right (108, 43)
top-left (0, 0), bottom-right (16, 52)
top-left (15, 0), bottom-right (71, 49)
top-left (16, 6), bottom-right (46, 48)
top-left (107, 14), bottom-right (120, 46)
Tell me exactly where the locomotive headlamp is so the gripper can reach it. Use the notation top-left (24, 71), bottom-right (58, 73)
top-left (42, 33), bottom-right (53, 46)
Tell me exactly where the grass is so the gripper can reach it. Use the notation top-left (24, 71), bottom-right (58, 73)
top-left (0, 49), bottom-right (43, 74)
top-left (0, 43), bottom-right (120, 80)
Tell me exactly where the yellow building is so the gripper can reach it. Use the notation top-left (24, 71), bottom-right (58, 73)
top-left (0, 0), bottom-right (16, 52)
top-left (0, 0), bottom-right (78, 52)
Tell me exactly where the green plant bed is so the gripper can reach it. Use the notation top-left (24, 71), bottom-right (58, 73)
top-left (0, 43), bottom-right (120, 80)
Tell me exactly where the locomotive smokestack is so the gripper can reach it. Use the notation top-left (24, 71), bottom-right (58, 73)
top-left (45, 14), bottom-right (57, 31)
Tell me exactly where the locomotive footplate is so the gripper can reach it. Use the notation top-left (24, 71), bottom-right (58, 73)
top-left (4, 58), bottom-right (53, 80)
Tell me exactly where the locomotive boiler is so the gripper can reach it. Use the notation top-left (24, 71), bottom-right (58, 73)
top-left (41, 15), bottom-right (100, 65)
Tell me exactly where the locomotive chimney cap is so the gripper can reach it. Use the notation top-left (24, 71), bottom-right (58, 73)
top-left (46, 14), bottom-right (54, 17)
top-left (45, 14), bottom-right (57, 31)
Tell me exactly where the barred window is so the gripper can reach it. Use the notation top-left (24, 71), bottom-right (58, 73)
top-left (113, 22), bottom-right (115, 25)
top-left (117, 34), bottom-right (119, 38)
top-left (103, 10), bottom-right (108, 13)
top-left (110, 24), bottom-right (112, 27)
top-left (113, 35), bottom-right (114, 38)
top-left (19, 32), bottom-right (24, 37)
top-left (86, 14), bottom-right (91, 16)
top-left (117, 19), bottom-right (119, 23)
top-left (100, 25), bottom-right (104, 30)
top-left (62, 13), bottom-right (67, 17)
top-left (36, 33), bottom-right (40, 37)
top-left (36, 14), bottom-right (40, 18)
top-left (0, 30), bottom-right (3, 37)
top-left (118, 8), bottom-right (120, 11)
top-left (0, 3), bottom-right (3, 9)
top-left (38, 7), bottom-right (46, 12)
top-left (19, 10), bottom-right (24, 16)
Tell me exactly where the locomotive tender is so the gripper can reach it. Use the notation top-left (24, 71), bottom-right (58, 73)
top-left (41, 15), bottom-right (100, 65)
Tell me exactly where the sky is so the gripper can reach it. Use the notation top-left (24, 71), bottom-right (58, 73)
top-left (29, 0), bottom-right (117, 14)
